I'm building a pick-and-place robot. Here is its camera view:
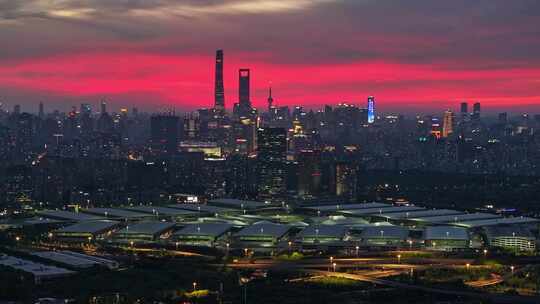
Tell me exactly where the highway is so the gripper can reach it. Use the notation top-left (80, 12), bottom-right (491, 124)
top-left (311, 270), bottom-right (540, 304)
top-left (221, 256), bottom-right (540, 303)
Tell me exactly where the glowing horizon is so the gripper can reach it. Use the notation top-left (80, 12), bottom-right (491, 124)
top-left (0, 1), bottom-right (539, 114)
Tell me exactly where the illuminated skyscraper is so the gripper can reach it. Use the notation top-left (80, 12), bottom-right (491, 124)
top-left (442, 110), bottom-right (454, 138)
top-left (80, 103), bottom-right (92, 115)
top-left (237, 69), bottom-right (252, 116)
top-left (335, 161), bottom-right (358, 199)
top-left (257, 127), bottom-right (287, 201)
top-left (367, 96), bottom-right (375, 124)
top-left (183, 113), bottom-right (199, 139)
top-left (214, 49), bottom-right (225, 114)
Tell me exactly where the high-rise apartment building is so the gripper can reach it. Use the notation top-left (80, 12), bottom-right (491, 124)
top-left (150, 114), bottom-right (179, 155)
top-left (256, 127), bottom-right (287, 201)
top-left (442, 110), bottom-right (454, 138)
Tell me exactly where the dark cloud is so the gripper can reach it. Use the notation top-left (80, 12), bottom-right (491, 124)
top-left (1, 0), bottom-right (539, 68)
top-left (0, 0), bottom-right (539, 111)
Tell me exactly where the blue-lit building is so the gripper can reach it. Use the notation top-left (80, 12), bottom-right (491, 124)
top-left (367, 96), bottom-right (375, 123)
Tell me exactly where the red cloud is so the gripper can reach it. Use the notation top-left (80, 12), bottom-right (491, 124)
top-left (1, 51), bottom-right (539, 112)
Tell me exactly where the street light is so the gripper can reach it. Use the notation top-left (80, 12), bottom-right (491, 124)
top-left (244, 248), bottom-right (249, 257)
top-left (466, 263), bottom-right (470, 270)
top-left (192, 282), bottom-right (197, 291)
top-left (288, 241), bottom-right (292, 254)
top-left (510, 265), bottom-right (515, 274)
top-left (483, 249), bottom-right (488, 257)
top-left (408, 240), bottom-right (413, 249)
top-left (397, 254), bottom-right (401, 264)
top-left (130, 241), bottom-right (134, 249)
top-left (332, 262), bottom-right (337, 272)
top-left (175, 241), bottom-right (179, 251)
top-left (355, 245), bottom-right (359, 257)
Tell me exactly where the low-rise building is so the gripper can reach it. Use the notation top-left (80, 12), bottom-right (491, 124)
top-left (31, 251), bottom-right (119, 270)
top-left (359, 226), bottom-right (409, 248)
top-left (37, 210), bottom-right (105, 222)
top-left (484, 226), bottom-right (536, 252)
top-left (0, 254), bottom-right (76, 284)
top-left (208, 198), bottom-right (269, 210)
top-left (340, 206), bottom-right (426, 218)
top-left (167, 204), bottom-right (239, 217)
top-left (124, 206), bottom-right (199, 221)
top-left (373, 209), bottom-right (464, 225)
top-left (32, 251), bottom-right (99, 269)
top-left (455, 217), bottom-right (539, 229)
top-left (302, 202), bottom-right (392, 215)
top-left (82, 208), bottom-right (153, 221)
top-left (298, 225), bottom-right (349, 247)
top-left (53, 220), bottom-right (120, 242)
top-left (111, 221), bottom-right (176, 244)
top-left (423, 226), bottom-right (470, 251)
top-left (233, 222), bottom-right (291, 249)
top-left (172, 223), bottom-right (233, 247)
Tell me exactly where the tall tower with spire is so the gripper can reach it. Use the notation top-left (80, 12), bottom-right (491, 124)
top-left (267, 85), bottom-right (274, 112)
top-left (214, 49), bottom-right (225, 115)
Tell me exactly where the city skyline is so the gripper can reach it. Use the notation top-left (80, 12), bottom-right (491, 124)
top-left (0, 1), bottom-right (539, 113)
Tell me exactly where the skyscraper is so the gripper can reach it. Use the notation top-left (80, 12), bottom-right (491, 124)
top-left (367, 96), bottom-right (375, 124)
top-left (257, 127), bottom-right (287, 201)
top-left (460, 101), bottom-right (469, 122)
top-left (100, 100), bottom-right (107, 114)
top-left (460, 102), bottom-right (468, 114)
top-left (297, 150), bottom-right (321, 197)
top-left (442, 110), bottom-right (454, 138)
top-left (80, 103), bottom-right (92, 115)
top-left (214, 49), bottom-right (225, 115)
top-left (498, 112), bottom-right (508, 124)
top-left (38, 102), bottom-right (44, 119)
top-left (335, 161), bottom-right (358, 199)
top-left (237, 68), bottom-right (252, 117)
top-left (472, 102), bottom-right (481, 120)
top-left (150, 114), bottom-right (179, 155)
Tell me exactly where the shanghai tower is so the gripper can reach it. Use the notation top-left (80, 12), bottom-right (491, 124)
top-left (214, 49), bottom-right (225, 115)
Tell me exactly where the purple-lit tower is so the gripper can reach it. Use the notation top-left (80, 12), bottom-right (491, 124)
top-left (367, 96), bottom-right (375, 124)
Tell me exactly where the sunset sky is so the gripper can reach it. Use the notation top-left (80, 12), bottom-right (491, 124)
top-left (1, 0), bottom-right (539, 114)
